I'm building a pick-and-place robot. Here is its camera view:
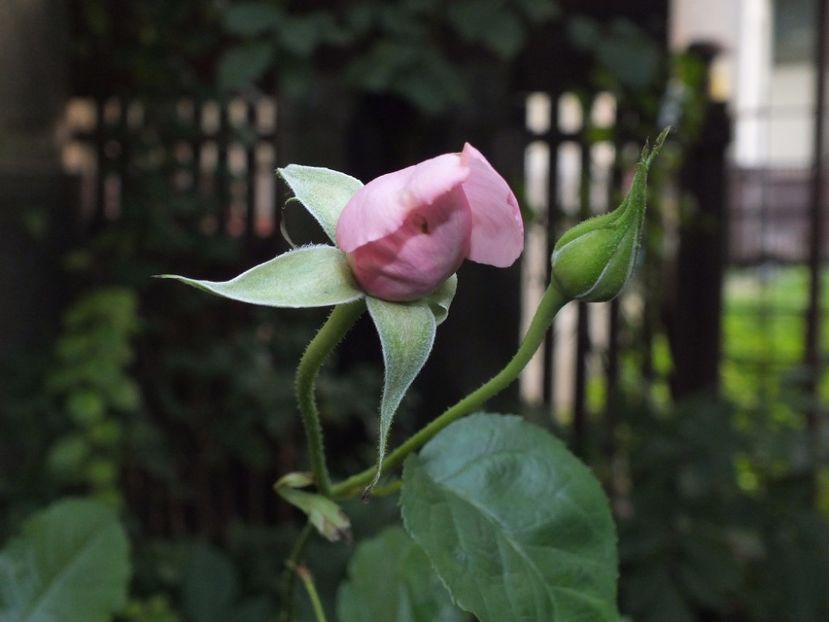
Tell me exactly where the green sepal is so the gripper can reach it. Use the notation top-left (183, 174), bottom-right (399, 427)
top-left (274, 472), bottom-right (351, 543)
top-left (158, 245), bottom-right (364, 308)
top-left (278, 165), bottom-right (363, 243)
top-left (424, 274), bottom-right (457, 325)
top-left (365, 297), bottom-right (436, 493)
top-left (551, 127), bottom-right (669, 302)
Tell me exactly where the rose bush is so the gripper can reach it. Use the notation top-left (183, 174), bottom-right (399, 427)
top-left (160, 130), bottom-right (667, 622)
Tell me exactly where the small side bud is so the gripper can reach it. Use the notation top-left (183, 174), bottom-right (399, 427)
top-left (274, 472), bottom-right (353, 543)
top-left (551, 127), bottom-right (669, 302)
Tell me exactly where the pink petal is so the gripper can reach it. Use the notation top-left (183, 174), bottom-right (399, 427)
top-left (335, 153), bottom-right (468, 254)
top-left (346, 186), bottom-right (472, 301)
top-left (459, 143), bottom-right (524, 267)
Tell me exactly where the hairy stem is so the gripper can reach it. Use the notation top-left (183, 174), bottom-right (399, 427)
top-left (296, 300), bottom-right (366, 496)
top-left (278, 523), bottom-right (313, 622)
top-left (293, 564), bottom-right (328, 622)
top-left (332, 283), bottom-right (568, 498)
top-left (368, 478), bottom-right (402, 497)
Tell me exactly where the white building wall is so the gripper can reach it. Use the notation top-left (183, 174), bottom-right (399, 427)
top-left (767, 64), bottom-right (815, 167)
top-left (671, 0), bottom-right (814, 168)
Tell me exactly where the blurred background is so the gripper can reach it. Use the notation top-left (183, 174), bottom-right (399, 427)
top-left (0, 0), bottom-right (827, 620)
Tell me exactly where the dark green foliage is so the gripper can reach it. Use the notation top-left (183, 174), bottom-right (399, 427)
top-left (218, 0), bottom-right (559, 111)
top-left (74, 0), bottom-right (562, 111)
top-left (619, 398), bottom-right (747, 621)
top-left (567, 16), bottom-right (662, 91)
top-left (2, 85), bottom-right (381, 622)
top-left (71, 0), bottom-right (225, 95)
top-left (180, 543), bottom-right (273, 622)
top-left (45, 288), bottom-right (140, 505)
top-left (617, 394), bottom-right (829, 622)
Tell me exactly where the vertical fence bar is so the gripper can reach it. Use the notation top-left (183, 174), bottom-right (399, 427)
top-left (91, 97), bottom-right (107, 228)
top-left (115, 98), bottom-right (128, 217)
top-left (571, 95), bottom-right (592, 457)
top-left (191, 99), bottom-right (203, 198)
top-left (604, 126), bottom-right (625, 468)
top-left (245, 99), bottom-right (257, 246)
top-left (217, 99), bottom-right (230, 231)
top-left (671, 46), bottom-right (731, 399)
top-left (542, 90), bottom-right (562, 408)
top-left (264, 96), bottom-right (279, 245)
top-left (805, 0), bottom-right (828, 501)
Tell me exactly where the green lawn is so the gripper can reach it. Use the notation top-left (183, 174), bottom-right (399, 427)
top-left (723, 266), bottom-right (829, 417)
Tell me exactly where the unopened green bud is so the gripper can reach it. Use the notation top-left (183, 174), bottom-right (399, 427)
top-left (551, 127), bottom-right (669, 302)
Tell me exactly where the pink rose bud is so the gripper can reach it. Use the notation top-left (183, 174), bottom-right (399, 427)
top-left (335, 144), bottom-right (524, 301)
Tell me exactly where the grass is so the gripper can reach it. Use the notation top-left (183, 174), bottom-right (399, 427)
top-left (723, 265), bottom-right (829, 419)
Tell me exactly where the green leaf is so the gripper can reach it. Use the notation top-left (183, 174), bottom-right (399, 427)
top-left (515, 0), bottom-right (560, 23)
top-left (401, 414), bottom-right (619, 622)
top-left (218, 42), bottom-right (273, 91)
top-left (566, 15), bottom-right (600, 48)
top-left (346, 42), bottom-right (466, 115)
top-left (596, 19), bottom-right (661, 90)
top-left (159, 245), bottom-right (363, 308)
top-left (366, 297), bottom-right (436, 491)
top-left (0, 498), bottom-right (130, 622)
top-left (565, 17), bottom-right (661, 90)
top-left (447, 1), bottom-right (526, 59)
top-left (274, 473), bottom-right (351, 542)
top-left (278, 165), bottom-right (363, 243)
top-left (277, 13), bottom-right (349, 57)
top-left (337, 527), bottom-right (467, 622)
top-left (182, 544), bottom-right (238, 622)
top-left (224, 2), bottom-right (282, 36)
top-left (47, 434), bottom-right (90, 477)
top-left (424, 274), bottom-right (457, 325)
top-left (181, 546), bottom-right (273, 622)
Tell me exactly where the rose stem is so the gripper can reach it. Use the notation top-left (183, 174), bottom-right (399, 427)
top-left (331, 282), bottom-right (568, 498)
top-left (296, 299), bottom-right (366, 497)
top-left (278, 522), bottom-right (313, 622)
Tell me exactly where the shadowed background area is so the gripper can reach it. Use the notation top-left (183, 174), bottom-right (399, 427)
top-left (0, 0), bottom-right (827, 621)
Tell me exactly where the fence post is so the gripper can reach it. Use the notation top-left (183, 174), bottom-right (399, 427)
top-left (804, 0), bottom-right (828, 503)
top-left (668, 46), bottom-right (732, 399)
top-left (0, 0), bottom-right (72, 359)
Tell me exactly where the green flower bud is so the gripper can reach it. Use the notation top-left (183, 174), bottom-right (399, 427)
top-left (551, 127), bottom-right (669, 302)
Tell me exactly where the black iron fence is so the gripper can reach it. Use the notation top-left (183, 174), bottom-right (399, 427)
top-left (730, 166), bottom-right (829, 264)
top-left (64, 96), bottom-right (281, 245)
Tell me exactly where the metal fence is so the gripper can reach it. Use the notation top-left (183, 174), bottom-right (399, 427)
top-left (729, 166), bottom-right (829, 264)
top-left (63, 96), bottom-right (281, 243)
top-left (518, 90), bottom-right (636, 457)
